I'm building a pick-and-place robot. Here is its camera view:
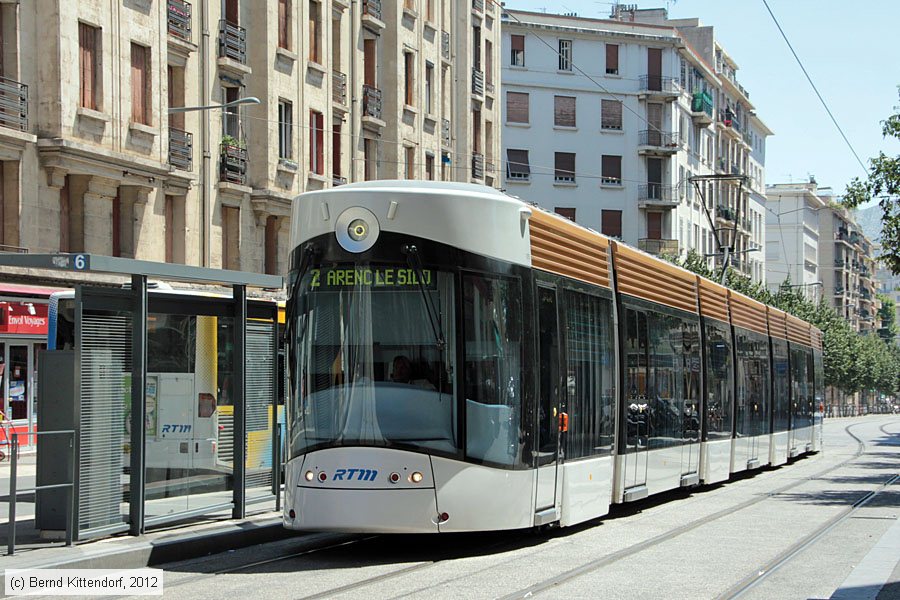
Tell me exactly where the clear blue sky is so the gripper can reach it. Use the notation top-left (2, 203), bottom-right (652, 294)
top-left (503, 0), bottom-right (900, 199)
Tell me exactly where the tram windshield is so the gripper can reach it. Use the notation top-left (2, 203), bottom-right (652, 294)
top-left (288, 264), bottom-right (457, 458)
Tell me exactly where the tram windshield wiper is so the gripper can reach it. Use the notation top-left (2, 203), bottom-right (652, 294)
top-left (402, 244), bottom-right (446, 351)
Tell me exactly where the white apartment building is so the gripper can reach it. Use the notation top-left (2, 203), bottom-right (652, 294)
top-left (0, 0), bottom-right (500, 283)
top-left (765, 181), bottom-right (828, 301)
top-left (501, 7), bottom-right (769, 283)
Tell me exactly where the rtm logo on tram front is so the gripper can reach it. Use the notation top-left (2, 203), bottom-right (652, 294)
top-left (333, 468), bottom-right (378, 481)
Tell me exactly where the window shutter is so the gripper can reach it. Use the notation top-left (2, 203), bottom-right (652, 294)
top-left (555, 208), bottom-right (576, 221)
top-left (506, 149), bottom-right (530, 179)
top-left (506, 91), bottom-right (528, 123)
top-left (555, 152), bottom-right (575, 181)
top-left (601, 210), bottom-right (622, 238)
top-left (131, 44), bottom-right (145, 124)
top-left (278, 0), bottom-right (289, 49)
top-left (602, 155), bottom-right (622, 183)
top-left (79, 23), bottom-right (96, 110)
top-left (364, 39), bottom-right (376, 86)
top-left (601, 99), bottom-right (622, 130)
top-left (606, 44), bottom-right (618, 74)
top-left (554, 96), bottom-right (576, 127)
top-left (511, 35), bottom-right (524, 52)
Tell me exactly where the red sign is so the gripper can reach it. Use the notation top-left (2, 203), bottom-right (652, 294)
top-left (0, 302), bottom-right (49, 335)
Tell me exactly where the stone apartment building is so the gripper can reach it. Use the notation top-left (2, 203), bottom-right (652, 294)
top-left (500, 7), bottom-right (768, 283)
top-left (0, 0), bottom-right (501, 281)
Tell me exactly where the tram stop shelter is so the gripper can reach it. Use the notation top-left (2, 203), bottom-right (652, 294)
top-left (0, 253), bottom-right (283, 541)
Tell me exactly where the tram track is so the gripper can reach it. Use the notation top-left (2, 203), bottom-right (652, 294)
top-left (496, 421), bottom-right (889, 600)
top-left (139, 420), bottom-right (891, 600)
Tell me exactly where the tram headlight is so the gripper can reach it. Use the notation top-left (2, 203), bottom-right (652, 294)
top-left (348, 219), bottom-right (369, 242)
top-left (410, 471), bottom-right (424, 484)
top-left (305, 470), bottom-right (315, 482)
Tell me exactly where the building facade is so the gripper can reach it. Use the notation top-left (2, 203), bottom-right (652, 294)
top-left (500, 7), bottom-right (768, 282)
top-left (0, 0), bottom-right (501, 280)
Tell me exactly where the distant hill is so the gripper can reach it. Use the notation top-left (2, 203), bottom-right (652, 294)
top-left (853, 204), bottom-right (883, 243)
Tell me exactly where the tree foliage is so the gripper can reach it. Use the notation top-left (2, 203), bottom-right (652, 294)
top-left (877, 293), bottom-right (898, 342)
top-left (843, 89), bottom-right (900, 274)
top-left (667, 251), bottom-right (900, 396)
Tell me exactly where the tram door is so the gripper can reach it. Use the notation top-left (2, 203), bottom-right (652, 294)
top-left (535, 286), bottom-right (563, 515)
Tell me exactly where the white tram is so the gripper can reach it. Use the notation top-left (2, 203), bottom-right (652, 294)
top-left (283, 181), bottom-right (824, 533)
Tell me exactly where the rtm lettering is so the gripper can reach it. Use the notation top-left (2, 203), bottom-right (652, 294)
top-left (161, 424), bottom-right (192, 434)
top-left (333, 468), bottom-right (378, 481)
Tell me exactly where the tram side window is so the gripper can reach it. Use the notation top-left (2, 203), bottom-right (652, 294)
top-left (564, 290), bottom-right (615, 459)
top-left (624, 308), bottom-right (649, 453)
top-left (772, 338), bottom-right (790, 432)
top-left (813, 349), bottom-right (824, 415)
top-left (703, 319), bottom-right (733, 440)
top-left (805, 348), bottom-right (816, 426)
top-left (790, 346), bottom-right (809, 427)
top-left (463, 274), bottom-right (523, 466)
top-left (734, 329), bottom-right (771, 438)
top-left (647, 312), bottom-right (694, 449)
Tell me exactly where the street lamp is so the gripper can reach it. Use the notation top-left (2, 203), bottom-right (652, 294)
top-left (168, 96), bottom-right (261, 113)
top-left (166, 96), bottom-right (260, 268)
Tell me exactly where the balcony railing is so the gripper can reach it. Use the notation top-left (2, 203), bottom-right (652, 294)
top-left (639, 238), bottom-right (679, 256)
top-left (743, 131), bottom-right (753, 147)
top-left (639, 183), bottom-right (675, 203)
top-left (834, 259), bottom-right (846, 268)
top-left (717, 205), bottom-right (736, 222)
top-left (638, 129), bottom-right (679, 149)
top-left (639, 75), bottom-right (678, 95)
top-left (441, 31), bottom-right (451, 61)
top-left (0, 76), bottom-right (28, 132)
top-left (168, 0), bottom-right (192, 42)
top-left (719, 109), bottom-right (741, 132)
top-left (0, 244), bottom-right (27, 253)
top-left (362, 0), bottom-right (382, 21)
top-left (472, 152), bottom-right (484, 179)
top-left (362, 84), bottom-right (382, 120)
top-left (218, 20), bottom-right (246, 64)
top-left (332, 175), bottom-right (348, 186)
top-left (473, 0), bottom-right (484, 12)
top-left (220, 142), bottom-right (247, 184)
top-left (472, 68), bottom-right (484, 96)
top-left (168, 128), bottom-right (193, 171)
top-left (690, 91), bottom-right (713, 117)
top-left (441, 118), bottom-right (451, 146)
top-left (332, 71), bottom-right (347, 106)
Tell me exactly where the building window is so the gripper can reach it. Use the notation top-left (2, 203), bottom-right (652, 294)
top-left (558, 39), bottom-right (572, 71)
top-left (223, 86), bottom-right (240, 139)
top-left (309, 110), bottom-right (323, 174)
top-left (222, 206), bottom-right (240, 270)
top-left (606, 43), bottom-right (618, 75)
top-left (364, 138), bottom-right (377, 180)
top-left (510, 34), bottom-right (524, 66)
top-left (485, 39), bottom-right (493, 88)
top-left (601, 155), bottom-right (622, 185)
top-left (130, 43), bottom-right (150, 125)
top-left (265, 216), bottom-right (279, 275)
top-left (405, 146), bottom-right (415, 179)
top-left (363, 38), bottom-right (377, 86)
top-left (601, 210), bottom-right (622, 238)
top-left (425, 61), bottom-right (434, 114)
top-left (506, 149), bottom-right (530, 181)
top-left (332, 121), bottom-right (342, 180)
top-left (278, 0), bottom-right (291, 50)
top-left (425, 153), bottom-right (434, 180)
top-left (506, 91), bottom-right (529, 124)
top-left (278, 100), bottom-right (292, 159)
top-left (404, 0), bottom-right (415, 11)
top-left (79, 23), bottom-right (100, 110)
top-left (404, 51), bottom-right (415, 107)
top-left (601, 99), bottom-right (622, 130)
top-left (555, 207), bottom-right (576, 221)
top-left (426, 0), bottom-right (435, 22)
top-left (308, 0), bottom-right (321, 63)
top-left (554, 95), bottom-right (576, 128)
top-left (554, 152), bottom-right (575, 183)
top-left (168, 65), bottom-right (185, 129)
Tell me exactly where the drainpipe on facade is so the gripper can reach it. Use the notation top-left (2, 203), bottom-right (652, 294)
top-left (350, 0), bottom-right (358, 181)
top-left (200, 0), bottom-right (211, 267)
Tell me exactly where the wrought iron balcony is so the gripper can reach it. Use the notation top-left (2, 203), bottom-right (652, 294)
top-left (220, 142), bottom-right (247, 185)
top-left (441, 31), bottom-right (450, 61)
top-left (638, 130), bottom-right (679, 152)
top-left (332, 71), bottom-right (347, 106)
top-left (638, 184), bottom-right (677, 205)
top-left (473, 0), bottom-right (484, 12)
top-left (690, 91), bottom-right (714, 118)
top-left (362, 84), bottom-right (382, 120)
top-left (441, 118), bottom-right (451, 146)
top-left (472, 68), bottom-right (484, 96)
top-left (639, 238), bottom-right (679, 256)
top-left (218, 19), bottom-right (246, 64)
top-left (362, 0), bottom-right (382, 21)
top-left (639, 75), bottom-right (679, 97)
top-left (167, 0), bottom-right (192, 42)
top-left (168, 128), bottom-right (193, 171)
top-left (472, 152), bottom-right (484, 179)
top-left (0, 76), bottom-right (28, 132)
top-left (332, 175), bottom-right (347, 186)
top-left (719, 109), bottom-right (741, 133)
top-left (717, 205), bottom-right (736, 222)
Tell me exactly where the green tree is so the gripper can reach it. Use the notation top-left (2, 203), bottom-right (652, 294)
top-left (877, 293), bottom-right (898, 342)
top-left (844, 90), bottom-right (900, 273)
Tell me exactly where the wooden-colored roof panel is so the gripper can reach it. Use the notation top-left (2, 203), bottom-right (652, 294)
top-left (529, 210), bottom-right (610, 288)
top-left (786, 313), bottom-right (813, 347)
top-left (698, 276), bottom-right (729, 323)
top-left (767, 307), bottom-right (789, 340)
top-left (729, 289), bottom-right (768, 336)
top-left (612, 243), bottom-right (698, 314)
